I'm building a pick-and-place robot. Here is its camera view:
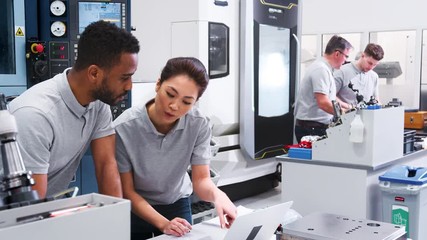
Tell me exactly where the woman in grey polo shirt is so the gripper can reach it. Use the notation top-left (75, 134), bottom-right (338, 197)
top-left (113, 57), bottom-right (237, 239)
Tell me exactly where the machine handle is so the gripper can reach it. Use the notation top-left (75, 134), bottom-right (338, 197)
top-left (0, 93), bottom-right (6, 110)
top-left (292, 33), bottom-right (301, 93)
top-left (214, 0), bottom-right (228, 6)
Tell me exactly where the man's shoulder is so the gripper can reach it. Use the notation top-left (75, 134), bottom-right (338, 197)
top-left (308, 60), bottom-right (332, 74)
top-left (9, 79), bottom-right (62, 114)
top-left (344, 62), bottom-right (360, 74)
top-left (335, 63), bottom-right (358, 79)
top-left (367, 69), bottom-right (379, 78)
top-left (308, 59), bottom-right (327, 69)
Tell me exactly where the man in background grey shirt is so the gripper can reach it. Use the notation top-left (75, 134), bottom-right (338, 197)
top-left (294, 35), bottom-right (353, 142)
top-left (334, 43), bottom-right (384, 109)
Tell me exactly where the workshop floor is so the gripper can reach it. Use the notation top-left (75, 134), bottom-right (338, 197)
top-left (233, 184), bottom-right (283, 209)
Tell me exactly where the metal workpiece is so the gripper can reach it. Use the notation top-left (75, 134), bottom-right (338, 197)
top-left (281, 212), bottom-right (406, 240)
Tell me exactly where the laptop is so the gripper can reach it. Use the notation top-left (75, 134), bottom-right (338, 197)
top-left (222, 201), bottom-right (293, 240)
top-left (150, 201), bottom-right (293, 240)
top-left (198, 201), bottom-right (293, 240)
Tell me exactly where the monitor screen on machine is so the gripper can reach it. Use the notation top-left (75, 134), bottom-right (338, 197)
top-left (78, 2), bottom-right (122, 33)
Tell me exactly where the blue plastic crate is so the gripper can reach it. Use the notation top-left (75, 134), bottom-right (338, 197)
top-left (288, 148), bottom-right (312, 160)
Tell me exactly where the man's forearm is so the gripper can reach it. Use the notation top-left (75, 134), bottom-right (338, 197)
top-left (97, 162), bottom-right (122, 197)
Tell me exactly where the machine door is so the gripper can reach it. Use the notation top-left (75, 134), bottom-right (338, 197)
top-left (253, 0), bottom-right (298, 159)
top-left (209, 22), bottom-right (229, 79)
top-left (258, 24), bottom-right (290, 117)
top-left (0, 0), bottom-right (27, 95)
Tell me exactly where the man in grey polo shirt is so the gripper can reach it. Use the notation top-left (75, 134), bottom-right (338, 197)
top-left (7, 21), bottom-right (140, 198)
top-left (334, 43), bottom-right (384, 108)
top-left (294, 35), bottom-right (353, 143)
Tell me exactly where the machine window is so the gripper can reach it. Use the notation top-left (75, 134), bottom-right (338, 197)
top-left (0, 0), bottom-right (16, 74)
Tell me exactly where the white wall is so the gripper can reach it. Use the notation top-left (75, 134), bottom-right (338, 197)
top-left (301, 0), bottom-right (427, 33)
top-left (130, 0), bottom-right (239, 135)
top-left (301, 0), bottom-right (427, 109)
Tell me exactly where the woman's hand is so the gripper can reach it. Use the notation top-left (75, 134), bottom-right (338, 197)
top-left (161, 217), bottom-right (192, 237)
top-left (214, 191), bottom-right (237, 229)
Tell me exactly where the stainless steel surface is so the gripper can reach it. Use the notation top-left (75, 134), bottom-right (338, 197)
top-left (282, 212), bottom-right (406, 240)
top-left (1, 140), bottom-right (26, 176)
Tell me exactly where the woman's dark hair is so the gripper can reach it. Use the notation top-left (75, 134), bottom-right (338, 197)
top-left (74, 20), bottom-right (140, 71)
top-left (159, 57), bottom-right (209, 99)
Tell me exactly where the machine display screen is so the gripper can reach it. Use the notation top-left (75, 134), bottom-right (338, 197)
top-left (78, 2), bottom-right (122, 33)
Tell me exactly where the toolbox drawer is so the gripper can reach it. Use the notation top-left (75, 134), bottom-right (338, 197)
top-left (404, 111), bottom-right (427, 129)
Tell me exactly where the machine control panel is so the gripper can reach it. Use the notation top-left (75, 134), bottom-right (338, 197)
top-left (26, 41), bottom-right (49, 88)
top-left (49, 41), bottom-right (70, 77)
top-left (24, 0), bottom-right (131, 120)
top-left (50, 0), bottom-right (67, 17)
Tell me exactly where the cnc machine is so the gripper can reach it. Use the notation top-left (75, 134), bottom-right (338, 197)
top-left (0, 0), bottom-right (133, 195)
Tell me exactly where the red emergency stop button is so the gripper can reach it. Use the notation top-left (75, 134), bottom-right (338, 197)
top-left (31, 43), bottom-right (44, 54)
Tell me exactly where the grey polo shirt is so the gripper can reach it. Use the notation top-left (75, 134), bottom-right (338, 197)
top-left (295, 58), bottom-right (336, 124)
top-left (7, 68), bottom-right (114, 197)
top-left (334, 62), bottom-right (379, 105)
top-left (113, 100), bottom-right (212, 205)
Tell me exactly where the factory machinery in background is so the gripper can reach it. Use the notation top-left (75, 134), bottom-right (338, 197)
top-left (0, 93), bottom-right (40, 209)
top-left (132, 0), bottom-right (301, 208)
top-left (2, 0), bottom-right (301, 224)
top-left (0, 0), bottom-right (133, 195)
top-left (0, 94), bottom-right (130, 239)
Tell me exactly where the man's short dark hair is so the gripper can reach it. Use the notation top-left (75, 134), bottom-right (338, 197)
top-left (364, 43), bottom-right (384, 61)
top-left (74, 20), bottom-right (140, 71)
top-left (324, 35), bottom-right (353, 55)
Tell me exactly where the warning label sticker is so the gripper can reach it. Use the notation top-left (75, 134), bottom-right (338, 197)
top-left (15, 26), bottom-right (25, 37)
